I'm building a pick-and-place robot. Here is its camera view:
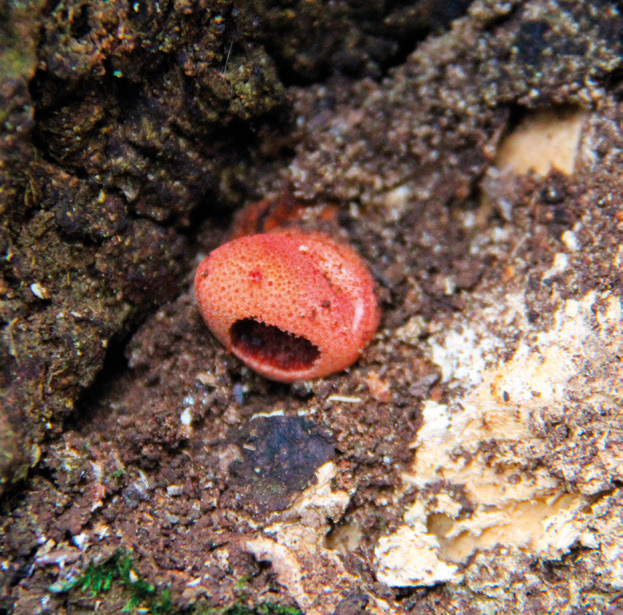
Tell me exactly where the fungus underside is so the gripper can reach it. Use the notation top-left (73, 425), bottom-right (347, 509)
top-left (230, 318), bottom-right (320, 370)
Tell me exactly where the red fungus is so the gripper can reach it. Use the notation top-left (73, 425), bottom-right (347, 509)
top-left (194, 230), bottom-right (380, 383)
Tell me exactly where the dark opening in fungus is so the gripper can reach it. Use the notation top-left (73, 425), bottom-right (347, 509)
top-left (230, 319), bottom-right (320, 371)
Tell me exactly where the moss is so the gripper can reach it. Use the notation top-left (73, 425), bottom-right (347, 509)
top-left (50, 551), bottom-right (174, 613)
top-left (222, 605), bottom-right (302, 615)
top-left (0, 0), bottom-right (43, 82)
top-left (50, 550), bottom-right (302, 615)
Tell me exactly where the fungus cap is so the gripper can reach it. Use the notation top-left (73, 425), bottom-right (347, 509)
top-left (194, 230), bottom-right (380, 382)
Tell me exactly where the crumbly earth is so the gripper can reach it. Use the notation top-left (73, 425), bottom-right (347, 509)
top-left (0, 1), bottom-right (621, 614)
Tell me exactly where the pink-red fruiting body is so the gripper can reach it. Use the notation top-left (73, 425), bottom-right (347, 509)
top-left (194, 230), bottom-right (380, 383)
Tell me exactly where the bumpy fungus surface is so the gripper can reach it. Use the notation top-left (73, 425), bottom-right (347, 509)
top-left (194, 230), bottom-right (380, 382)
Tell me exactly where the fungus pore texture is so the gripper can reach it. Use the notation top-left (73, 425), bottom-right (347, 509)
top-left (194, 230), bottom-right (379, 382)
